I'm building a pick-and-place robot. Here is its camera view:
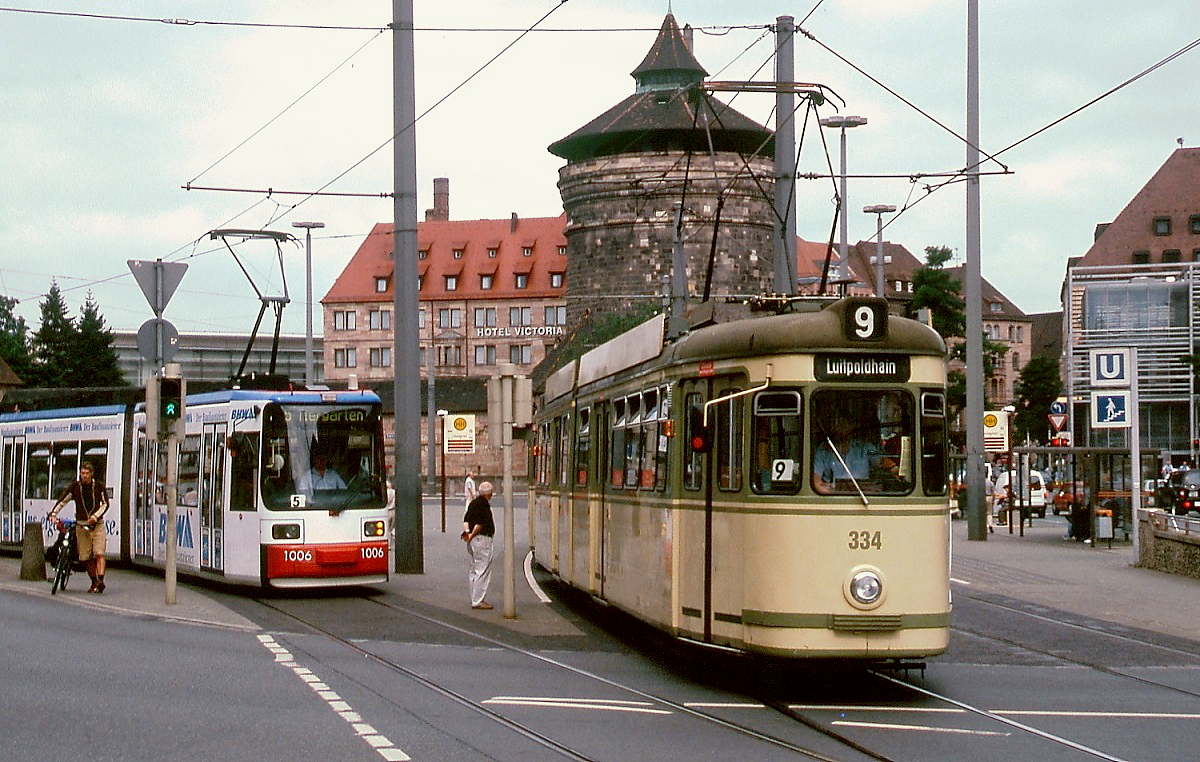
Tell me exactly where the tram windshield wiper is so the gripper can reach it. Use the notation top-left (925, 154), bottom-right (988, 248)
top-left (825, 436), bottom-right (870, 506)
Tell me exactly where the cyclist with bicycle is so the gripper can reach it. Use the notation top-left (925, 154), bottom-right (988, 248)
top-left (46, 461), bottom-right (109, 594)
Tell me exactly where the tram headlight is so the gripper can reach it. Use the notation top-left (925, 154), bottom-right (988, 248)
top-left (271, 523), bottom-right (301, 540)
top-left (849, 570), bottom-right (883, 606)
top-left (363, 520), bottom-right (386, 538)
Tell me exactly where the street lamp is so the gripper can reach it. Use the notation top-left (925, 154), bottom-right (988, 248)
top-left (863, 204), bottom-right (897, 297)
top-left (292, 221), bottom-right (325, 387)
top-left (820, 115), bottom-right (868, 291)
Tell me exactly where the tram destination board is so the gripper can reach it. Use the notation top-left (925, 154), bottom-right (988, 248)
top-left (814, 354), bottom-right (910, 382)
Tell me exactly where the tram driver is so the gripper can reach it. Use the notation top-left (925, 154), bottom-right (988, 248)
top-left (297, 447), bottom-right (347, 493)
top-left (812, 405), bottom-right (898, 495)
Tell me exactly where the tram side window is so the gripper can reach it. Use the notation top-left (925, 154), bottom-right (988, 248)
top-left (228, 433), bottom-right (257, 512)
top-left (81, 442), bottom-right (108, 488)
top-left (535, 422), bottom-right (550, 486)
top-left (27, 447), bottom-right (50, 499)
top-left (640, 388), bottom-right (659, 490)
top-left (683, 393), bottom-right (703, 491)
top-left (751, 390), bottom-right (803, 495)
top-left (179, 435), bottom-right (201, 506)
top-left (575, 407), bottom-right (590, 487)
top-left (654, 388), bottom-right (669, 491)
top-left (810, 390), bottom-right (914, 496)
top-left (624, 394), bottom-right (643, 488)
top-left (557, 414), bottom-right (570, 487)
top-left (920, 391), bottom-right (948, 496)
top-left (51, 443), bottom-right (79, 498)
top-left (715, 394), bottom-right (743, 492)
top-left (609, 399), bottom-right (626, 488)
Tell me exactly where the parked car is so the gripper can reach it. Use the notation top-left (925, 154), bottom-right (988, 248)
top-left (1052, 481), bottom-right (1085, 515)
top-left (1155, 469), bottom-right (1200, 516)
top-left (993, 469), bottom-right (1050, 518)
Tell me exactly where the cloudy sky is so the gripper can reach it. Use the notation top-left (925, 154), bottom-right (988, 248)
top-left (1, 1), bottom-right (1195, 339)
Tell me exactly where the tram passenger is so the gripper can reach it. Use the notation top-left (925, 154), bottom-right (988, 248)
top-left (46, 461), bottom-right (109, 594)
top-left (812, 408), bottom-right (897, 495)
top-left (298, 449), bottom-right (346, 492)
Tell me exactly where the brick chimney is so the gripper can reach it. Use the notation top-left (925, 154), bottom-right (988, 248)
top-left (425, 177), bottom-right (449, 221)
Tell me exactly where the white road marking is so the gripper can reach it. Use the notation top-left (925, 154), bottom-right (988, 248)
top-left (523, 550), bottom-right (552, 603)
top-left (833, 720), bottom-right (1010, 737)
top-left (258, 634), bottom-right (411, 761)
top-left (486, 695), bottom-right (672, 715)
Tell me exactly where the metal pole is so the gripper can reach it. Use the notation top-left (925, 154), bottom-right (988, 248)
top-left (1131, 347), bottom-right (1141, 558)
top-left (502, 371), bottom-right (515, 619)
top-left (392, 0), bottom-right (423, 573)
top-left (773, 15), bottom-right (797, 295)
top-left (291, 221), bottom-right (324, 387)
top-left (965, 0), bottom-right (987, 540)
top-left (864, 205), bottom-right (895, 298)
top-left (837, 126), bottom-right (849, 289)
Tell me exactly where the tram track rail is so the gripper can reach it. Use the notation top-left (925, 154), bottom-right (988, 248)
top-left (249, 593), bottom-right (895, 762)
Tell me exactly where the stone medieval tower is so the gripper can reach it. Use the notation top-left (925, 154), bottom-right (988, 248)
top-left (548, 14), bottom-right (777, 327)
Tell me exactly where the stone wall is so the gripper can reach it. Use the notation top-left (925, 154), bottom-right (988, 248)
top-left (558, 151), bottom-right (775, 325)
top-left (1137, 509), bottom-right (1200, 579)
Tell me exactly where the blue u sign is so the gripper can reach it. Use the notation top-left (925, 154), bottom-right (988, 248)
top-left (1090, 349), bottom-right (1130, 387)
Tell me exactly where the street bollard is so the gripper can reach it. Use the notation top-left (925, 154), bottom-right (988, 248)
top-left (19, 522), bottom-right (47, 581)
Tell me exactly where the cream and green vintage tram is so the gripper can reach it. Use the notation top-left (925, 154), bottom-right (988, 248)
top-left (531, 297), bottom-right (951, 661)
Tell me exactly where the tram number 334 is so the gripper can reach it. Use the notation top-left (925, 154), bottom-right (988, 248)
top-left (848, 530), bottom-right (883, 550)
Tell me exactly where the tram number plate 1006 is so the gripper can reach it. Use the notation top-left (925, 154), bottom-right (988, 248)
top-left (848, 530), bottom-right (882, 550)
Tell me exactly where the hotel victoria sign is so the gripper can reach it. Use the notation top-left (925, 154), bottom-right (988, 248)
top-left (476, 325), bottom-right (565, 339)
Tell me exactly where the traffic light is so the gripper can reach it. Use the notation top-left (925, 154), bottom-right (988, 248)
top-left (160, 377), bottom-right (183, 422)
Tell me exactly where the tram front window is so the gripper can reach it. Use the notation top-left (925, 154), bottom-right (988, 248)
top-left (811, 390), bottom-right (914, 496)
top-left (260, 403), bottom-right (386, 511)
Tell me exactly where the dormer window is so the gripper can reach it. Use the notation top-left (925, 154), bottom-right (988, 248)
top-left (375, 277), bottom-right (389, 293)
top-left (1132, 250), bottom-right (1150, 264)
top-left (558, 245), bottom-right (567, 256)
top-left (1190, 215), bottom-right (1200, 234)
top-left (445, 275), bottom-right (458, 291)
top-left (418, 250), bottom-right (427, 260)
top-left (1153, 216), bottom-right (1172, 236)
top-left (488, 248), bottom-right (498, 258)
top-left (522, 247), bottom-right (533, 257)
top-left (453, 249), bottom-right (464, 259)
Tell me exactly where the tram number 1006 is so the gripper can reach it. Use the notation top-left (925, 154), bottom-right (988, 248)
top-left (848, 530), bottom-right (883, 550)
top-left (361, 546), bottom-right (386, 559)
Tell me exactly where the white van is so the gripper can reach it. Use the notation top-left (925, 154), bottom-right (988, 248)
top-left (993, 469), bottom-right (1050, 518)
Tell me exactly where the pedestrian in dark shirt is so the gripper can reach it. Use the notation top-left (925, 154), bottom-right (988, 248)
top-left (461, 481), bottom-right (495, 610)
top-left (47, 461), bottom-right (109, 593)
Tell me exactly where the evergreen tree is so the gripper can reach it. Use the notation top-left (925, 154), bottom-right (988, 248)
top-left (28, 281), bottom-right (75, 387)
top-left (0, 295), bottom-right (33, 383)
top-left (72, 293), bottom-right (126, 387)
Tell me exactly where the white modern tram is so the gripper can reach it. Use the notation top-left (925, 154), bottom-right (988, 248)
top-left (1, 388), bottom-right (391, 588)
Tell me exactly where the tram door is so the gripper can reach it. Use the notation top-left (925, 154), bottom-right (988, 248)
top-left (1, 436), bottom-right (25, 544)
top-left (199, 423), bottom-right (226, 572)
top-left (133, 436), bottom-right (156, 559)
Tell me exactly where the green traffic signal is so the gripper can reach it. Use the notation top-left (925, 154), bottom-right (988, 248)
top-left (160, 378), bottom-right (182, 421)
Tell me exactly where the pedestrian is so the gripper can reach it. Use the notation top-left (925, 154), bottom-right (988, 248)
top-left (464, 469), bottom-right (477, 507)
top-left (984, 472), bottom-right (995, 533)
top-left (461, 481), bottom-right (495, 610)
top-left (46, 461), bottom-right (109, 593)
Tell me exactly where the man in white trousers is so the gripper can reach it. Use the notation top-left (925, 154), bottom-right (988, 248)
top-left (460, 481), bottom-right (495, 610)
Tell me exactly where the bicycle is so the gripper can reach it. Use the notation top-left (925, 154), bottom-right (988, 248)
top-left (48, 518), bottom-right (77, 595)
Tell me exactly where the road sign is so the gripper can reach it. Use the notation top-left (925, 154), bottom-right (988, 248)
top-left (136, 318), bottom-right (179, 363)
top-left (1050, 400), bottom-right (1066, 415)
top-left (129, 259), bottom-right (188, 315)
top-left (1090, 348), bottom-right (1131, 388)
top-left (1048, 413), bottom-right (1067, 432)
top-left (443, 414), bottom-right (476, 454)
top-left (1091, 390), bottom-right (1131, 428)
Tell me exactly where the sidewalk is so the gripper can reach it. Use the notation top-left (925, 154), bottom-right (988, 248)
top-left (0, 498), bottom-right (579, 638)
top-left (951, 515), bottom-right (1200, 642)
top-left (5, 505), bottom-right (1196, 645)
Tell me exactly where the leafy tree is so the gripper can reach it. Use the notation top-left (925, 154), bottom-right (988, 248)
top-left (1012, 356), bottom-right (1062, 445)
top-left (0, 295), bottom-right (33, 383)
top-left (28, 281), bottom-right (74, 387)
top-left (909, 246), bottom-right (1006, 428)
top-left (71, 293), bottom-right (126, 387)
top-left (910, 245), bottom-right (965, 338)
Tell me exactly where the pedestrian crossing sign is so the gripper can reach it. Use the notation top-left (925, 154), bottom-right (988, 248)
top-left (1090, 391), bottom-right (1130, 429)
